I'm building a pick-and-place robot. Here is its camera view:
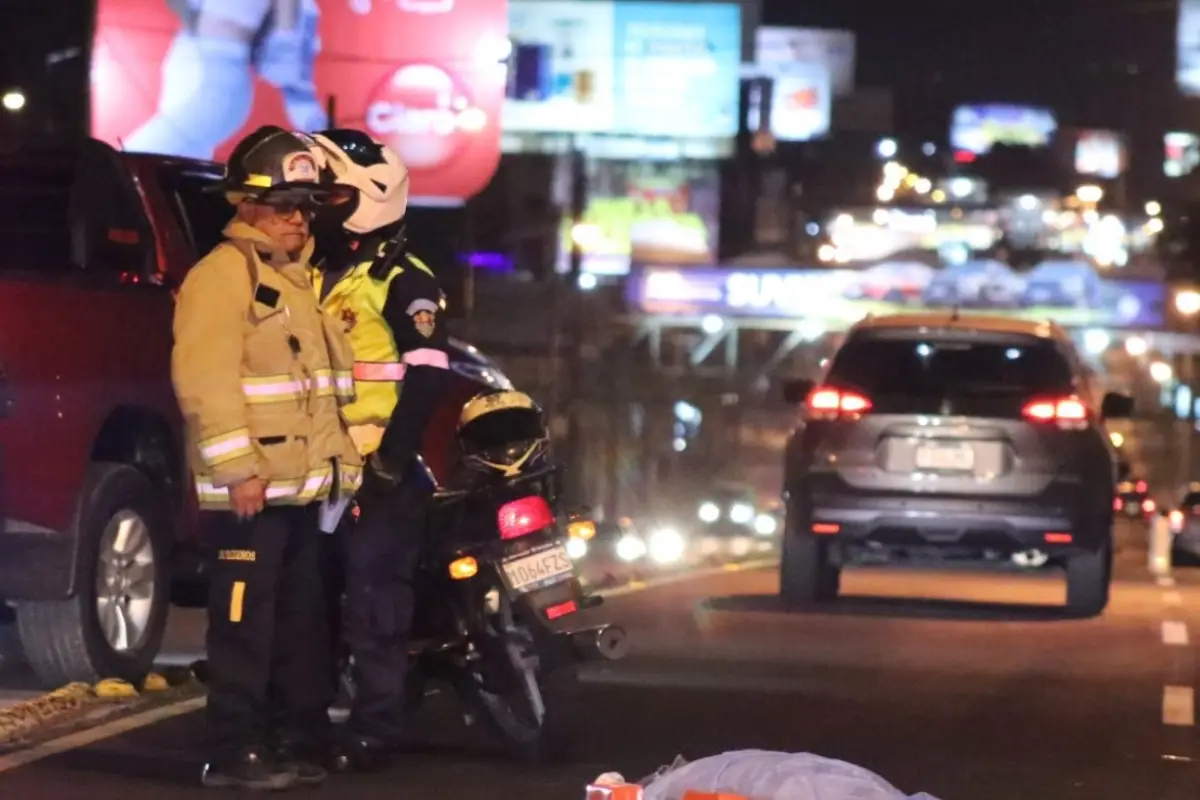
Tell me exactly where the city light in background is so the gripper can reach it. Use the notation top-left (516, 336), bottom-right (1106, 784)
top-left (1, 90), bottom-right (24, 112)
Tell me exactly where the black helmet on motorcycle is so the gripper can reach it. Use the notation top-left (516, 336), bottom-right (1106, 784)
top-left (457, 390), bottom-right (550, 478)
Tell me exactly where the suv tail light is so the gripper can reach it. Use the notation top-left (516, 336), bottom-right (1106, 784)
top-left (805, 385), bottom-right (872, 420)
top-left (1020, 395), bottom-right (1089, 429)
top-left (497, 496), bottom-right (555, 540)
top-left (1135, 480), bottom-right (1148, 494)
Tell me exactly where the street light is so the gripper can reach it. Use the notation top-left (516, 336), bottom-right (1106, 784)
top-left (1146, 200), bottom-right (1162, 217)
top-left (1177, 289), bottom-right (1200, 316)
top-left (1150, 360), bottom-right (1174, 383)
top-left (1125, 336), bottom-right (1148, 357)
top-left (1, 90), bottom-right (24, 112)
top-left (1075, 184), bottom-right (1103, 204)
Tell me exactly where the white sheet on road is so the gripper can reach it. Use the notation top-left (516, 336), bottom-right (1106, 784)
top-left (641, 750), bottom-right (943, 800)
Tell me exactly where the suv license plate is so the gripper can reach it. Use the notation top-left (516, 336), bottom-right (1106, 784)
top-left (502, 544), bottom-right (573, 594)
top-left (915, 443), bottom-right (975, 471)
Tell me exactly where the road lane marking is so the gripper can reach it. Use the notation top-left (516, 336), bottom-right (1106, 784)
top-left (1157, 576), bottom-right (1176, 588)
top-left (1162, 620), bottom-right (1190, 646)
top-left (1163, 591), bottom-right (1183, 606)
top-left (0, 696), bottom-right (206, 775)
top-left (1163, 686), bottom-right (1196, 727)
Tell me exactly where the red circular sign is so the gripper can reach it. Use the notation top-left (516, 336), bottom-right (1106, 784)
top-left (365, 63), bottom-right (485, 172)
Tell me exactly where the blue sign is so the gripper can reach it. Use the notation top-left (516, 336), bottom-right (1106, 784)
top-left (505, 1), bottom-right (741, 139)
top-left (627, 262), bottom-right (1167, 330)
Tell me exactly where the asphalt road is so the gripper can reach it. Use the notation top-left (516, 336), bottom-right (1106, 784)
top-left (1, 528), bottom-right (1198, 799)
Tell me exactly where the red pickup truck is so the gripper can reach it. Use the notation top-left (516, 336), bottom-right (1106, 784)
top-left (0, 138), bottom-right (511, 688)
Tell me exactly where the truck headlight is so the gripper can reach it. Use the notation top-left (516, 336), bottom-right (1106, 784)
top-left (648, 528), bottom-right (686, 565)
top-left (729, 502), bottom-right (754, 525)
top-left (615, 534), bottom-right (647, 562)
top-left (698, 501), bottom-right (720, 523)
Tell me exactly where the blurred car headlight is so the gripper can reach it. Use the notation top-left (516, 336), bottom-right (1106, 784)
top-left (615, 534), bottom-right (647, 562)
top-left (566, 536), bottom-right (588, 560)
top-left (648, 528), bottom-right (686, 565)
top-left (754, 513), bottom-right (778, 535)
top-left (698, 501), bottom-right (720, 523)
top-left (729, 502), bottom-right (754, 525)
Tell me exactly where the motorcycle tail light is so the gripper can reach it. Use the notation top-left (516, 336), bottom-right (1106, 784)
top-left (497, 496), bottom-right (555, 540)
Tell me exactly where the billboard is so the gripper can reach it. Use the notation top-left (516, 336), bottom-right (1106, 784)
top-left (745, 61), bottom-right (830, 142)
top-left (627, 262), bottom-right (1165, 330)
top-left (91, 0), bottom-right (508, 204)
top-left (1180, 0), bottom-right (1200, 94)
top-left (949, 104), bottom-right (1057, 155)
top-left (1074, 130), bottom-right (1126, 179)
top-left (755, 27), bottom-right (855, 97)
top-left (560, 160), bottom-right (720, 275)
top-left (1165, 132), bottom-right (1200, 177)
top-left (505, 0), bottom-right (742, 138)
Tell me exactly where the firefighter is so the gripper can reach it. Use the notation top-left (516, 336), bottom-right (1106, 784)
top-left (302, 128), bottom-right (453, 771)
top-left (172, 125), bottom-right (363, 790)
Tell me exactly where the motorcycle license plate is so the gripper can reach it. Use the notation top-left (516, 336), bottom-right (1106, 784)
top-left (502, 543), bottom-right (573, 594)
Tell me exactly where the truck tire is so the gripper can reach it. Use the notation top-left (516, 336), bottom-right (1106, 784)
top-left (780, 533), bottom-right (840, 607)
top-left (1065, 542), bottom-right (1111, 618)
top-left (16, 463), bottom-right (171, 688)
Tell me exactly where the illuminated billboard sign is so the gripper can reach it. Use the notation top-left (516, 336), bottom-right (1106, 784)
top-left (627, 263), bottom-right (1165, 330)
top-left (755, 27), bottom-right (856, 97)
top-left (1180, 0), bottom-right (1200, 94)
top-left (505, 0), bottom-right (742, 138)
top-left (1165, 132), bottom-right (1200, 177)
top-left (1074, 130), bottom-right (1126, 179)
top-left (91, 0), bottom-right (507, 204)
top-left (559, 160), bottom-right (719, 275)
top-left (949, 104), bottom-right (1057, 155)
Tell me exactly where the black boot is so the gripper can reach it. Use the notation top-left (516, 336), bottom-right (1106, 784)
top-left (272, 740), bottom-right (328, 786)
top-left (201, 745), bottom-right (298, 790)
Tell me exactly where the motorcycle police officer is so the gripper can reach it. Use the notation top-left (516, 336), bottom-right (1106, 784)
top-left (172, 125), bottom-right (363, 790)
top-left (302, 128), bottom-right (453, 770)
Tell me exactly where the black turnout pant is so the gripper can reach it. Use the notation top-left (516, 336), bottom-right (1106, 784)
top-left (341, 482), bottom-right (427, 747)
top-left (203, 504), bottom-right (335, 761)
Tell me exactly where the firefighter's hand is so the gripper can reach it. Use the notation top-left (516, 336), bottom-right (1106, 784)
top-left (230, 477), bottom-right (266, 520)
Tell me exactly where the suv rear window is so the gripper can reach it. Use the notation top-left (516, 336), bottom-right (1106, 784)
top-left (1183, 492), bottom-right (1200, 508)
top-left (157, 168), bottom-right (232, 260)
top-left (826, 335), bottom-right (1076, 417)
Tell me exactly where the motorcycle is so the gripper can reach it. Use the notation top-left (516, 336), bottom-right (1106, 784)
top-left (336, 380), bottom-right (628, 764)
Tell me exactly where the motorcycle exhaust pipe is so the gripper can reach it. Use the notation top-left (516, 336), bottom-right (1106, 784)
top-left (571, 624), bottom-right (629, 662)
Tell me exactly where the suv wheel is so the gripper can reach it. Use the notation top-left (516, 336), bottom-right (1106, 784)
top-left (780, 526), bottom-right (841, 606)
top-left (16, 463), bottom-right (170, 688)
top-left (1065, 540), bottom-right (1112, 618)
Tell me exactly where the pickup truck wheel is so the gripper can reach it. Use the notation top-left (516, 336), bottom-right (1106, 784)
top-left (1065, 541), bottom-right (1112, 618)
top-left (16, 463), bottom-right (170, 688)
top-left (780, 532), bottom-right (840, 607)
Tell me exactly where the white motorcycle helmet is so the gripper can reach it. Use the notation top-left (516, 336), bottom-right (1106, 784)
top-left (304, 129), bottom-right (409, 234)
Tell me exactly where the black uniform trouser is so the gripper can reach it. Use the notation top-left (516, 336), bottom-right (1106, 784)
top-left (342, 482), bottom-right (427, 747)
top-left (203, 505), bottom-right (334, 760)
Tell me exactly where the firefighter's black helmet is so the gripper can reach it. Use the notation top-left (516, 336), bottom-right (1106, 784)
top-left (212, 125), bottom-right (353, 206)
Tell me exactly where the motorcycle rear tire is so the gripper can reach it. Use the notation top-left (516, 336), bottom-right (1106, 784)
top-left (468, 663), bottom-right (581, 765)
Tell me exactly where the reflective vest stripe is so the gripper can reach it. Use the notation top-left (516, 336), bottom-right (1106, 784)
top-left (199, 428), bottom-right (253, 466)
top-left (402, 348), bottom-right (450, 369)
top-left (194, 464), bottom-right (364, 507)
top-left (353, 361), bottom-right (406, 381)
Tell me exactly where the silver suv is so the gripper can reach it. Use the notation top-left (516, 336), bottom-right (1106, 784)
top-left (779, 313), bottom-right (1133, 617)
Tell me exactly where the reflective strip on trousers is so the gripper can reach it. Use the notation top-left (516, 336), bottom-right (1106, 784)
top-left (353, 361), bottom-right (406, 381)
top-left (199, 428), bottom-right (253, 466)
